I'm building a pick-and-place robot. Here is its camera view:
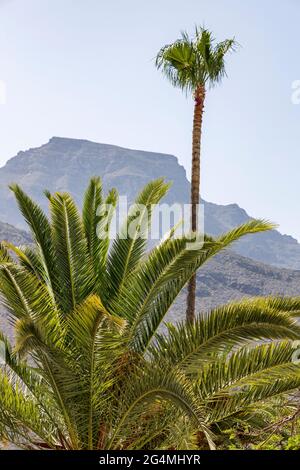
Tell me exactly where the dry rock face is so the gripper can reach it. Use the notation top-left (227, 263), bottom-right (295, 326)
top-left (169, 250), bottom-right (300, 324)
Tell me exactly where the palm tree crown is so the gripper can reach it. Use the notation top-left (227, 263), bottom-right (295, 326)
top-left (155, 27), bottom-right (236, 94)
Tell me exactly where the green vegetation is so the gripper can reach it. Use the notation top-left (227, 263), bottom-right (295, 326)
top-left (0, 178), bottom-right (300, 449)
top-left (156, 27), bottom-right (236, 322)
top-left (218, 398), bottom-right (300, 450)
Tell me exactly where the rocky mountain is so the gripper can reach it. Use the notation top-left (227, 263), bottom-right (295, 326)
top-left (0, 136), bottom-right (300, 270)
top-left (166, 250), bottom-right (300, 323)
top-left (204, 201), bottom-right (300, 270)
top-left (0, 220), bottom-right (31, 246)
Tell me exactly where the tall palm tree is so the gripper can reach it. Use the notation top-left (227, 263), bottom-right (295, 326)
top-left (1, 178), bottom-right (300, 450)
top-left (156, 27), bottom-right (236, 322)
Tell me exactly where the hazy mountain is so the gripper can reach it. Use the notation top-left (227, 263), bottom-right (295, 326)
top-left (0, 220), bottom-right (31, 246)
top-left (0, 136), bottom-right (300, 270)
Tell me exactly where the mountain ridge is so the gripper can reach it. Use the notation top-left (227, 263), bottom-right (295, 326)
top-left (0, 136), bottom-right (300, 269)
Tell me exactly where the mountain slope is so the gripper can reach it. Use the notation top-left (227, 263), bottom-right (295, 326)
top-left (0, 136), bottom-right (300, 269)
top-left (0, 220), bottom-right (31, 246)
top-left (167, 250), bottom-right (300, 323)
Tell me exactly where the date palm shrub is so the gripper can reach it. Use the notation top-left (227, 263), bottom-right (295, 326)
top-left (1, 178), bottom-right (300, 449)
top-left (156, 27), bottom-right (236, 322)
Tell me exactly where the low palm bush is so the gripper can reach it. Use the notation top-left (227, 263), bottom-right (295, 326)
top-left (0, 177), bottom-right (300, 450)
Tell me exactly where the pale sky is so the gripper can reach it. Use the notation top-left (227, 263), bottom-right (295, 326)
top-left (1, 0), bottom-right (300, 239)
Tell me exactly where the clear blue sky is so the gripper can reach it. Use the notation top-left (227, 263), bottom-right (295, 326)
top-left (0, 0), bottom-right (300, 239)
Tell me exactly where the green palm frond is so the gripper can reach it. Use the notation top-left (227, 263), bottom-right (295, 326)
top-left (159, 416), bottom-right (199, 450)
top-left (121, 220), bottom-right (274, 354)
top-left (95, 188), bottom-right (118, 292)
top-left (9, 185), bottom-right (57, 300)
top-left (49, 192), bottom-right (93, 313)
top-left (106, 365), bottom-right (214, 450)
top-left (2, 242), bottom-right (45, 282)
top-left (0, 262), bottom-right (60, 332)
top-left (66, 295), bottom-right (125, 448)
top-left (82, 177), bottom-right (119, 293)
top-left (156, 26), bottom-right (236, 93)
top-left (0, 369), bottom-right (59, 449)
top-left (198, 342), bottom-right (298, 400)
top-left (0, 242), bottom-right (12, 263)
top-left (107, 178), bottom-right (170, 301)
top-left (149, 299), bottom-right (300, 372)
top-left (206, 364), bottom-right (300, 425)
top-left (82, 177), bottom-right (103, 260)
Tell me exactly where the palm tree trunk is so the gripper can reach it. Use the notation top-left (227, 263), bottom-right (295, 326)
top-left (186, 85), bottom-right (205, 323)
